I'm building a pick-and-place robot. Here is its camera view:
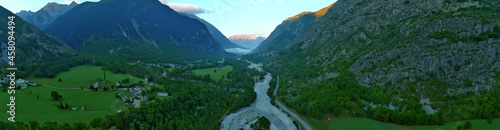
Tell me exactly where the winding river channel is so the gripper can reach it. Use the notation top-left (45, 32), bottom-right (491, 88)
top-left (220, 62), bottom-right (297, 130)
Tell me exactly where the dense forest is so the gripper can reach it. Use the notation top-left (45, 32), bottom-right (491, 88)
top-left (276, 71), bottom-right (500, 126)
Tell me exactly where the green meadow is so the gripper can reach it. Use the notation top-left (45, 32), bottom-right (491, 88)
top-left (323, 118), bottom-right (500, 130)
top-left (0, 65), bottom-right (143, 124)
top-left (0, 86), bottom-right (128, 124)
top-left (29, 65), bottom-right (143, 88)
top-left (192, 65), bottom-right (233, 81)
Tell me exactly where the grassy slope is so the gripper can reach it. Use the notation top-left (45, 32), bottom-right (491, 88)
top-left (192, 66), bottom-right (233, 81)
top-left (0, 86), bottom-right (128, 124)
top-left (277, 98), bottom-right (500, 130)
top-left (29, 65), bottom-right (142, 88)
top-left (325, 118), bottom-right (500, 130)
top-left (296, 115), bottom-right (500, 130)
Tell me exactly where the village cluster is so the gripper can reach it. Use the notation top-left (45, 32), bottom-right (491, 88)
top-left (0, 78), bottom-right (37, 89)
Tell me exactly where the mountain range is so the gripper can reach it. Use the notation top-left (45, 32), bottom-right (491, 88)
top-left (228, 35), bottom-right (267, 50)
top-left (16, 1), bottom-right (78, 29)
top-left (43, 0), bottom-right (232, 61)
top-left (0, 6), bottom-right (72, 65)
top-left (265, 0), bottom-right (500, 89)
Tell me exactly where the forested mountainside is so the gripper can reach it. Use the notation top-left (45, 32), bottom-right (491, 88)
top-left (44, 0), bottom-right (232, 62)
top-left (182, 13), bottom-right (245, 49)
top-left (0, 6), bottom-right (74, 78)
top-left (260, 0), bottom-right (500, 125)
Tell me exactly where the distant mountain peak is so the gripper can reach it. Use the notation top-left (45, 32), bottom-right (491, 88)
top-left (285, 4), bottom-right (333, 21)
top-left (228, 34), bottom-right (267, 50)
top-left (69, 1), bottom-right (78, 6)
top-left (228, 35), bottom-right (267, 41)
top-left (16, 1), bottom-right (78, 29)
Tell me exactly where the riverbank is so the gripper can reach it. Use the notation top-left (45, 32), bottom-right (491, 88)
top-left (220, 62), bottom-right (297, 130)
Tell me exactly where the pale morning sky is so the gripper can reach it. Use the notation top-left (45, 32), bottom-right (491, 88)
top-left (0, 0), bottom-right (336, 37)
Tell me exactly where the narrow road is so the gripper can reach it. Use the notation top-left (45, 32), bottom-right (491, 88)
top-left (273, 75), bottom-right (313, 130)
top-left (43, 85), bottom-right (88, 90)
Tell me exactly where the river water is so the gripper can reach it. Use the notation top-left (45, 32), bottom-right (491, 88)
top-left (220, 62), bottom-right (297, 130)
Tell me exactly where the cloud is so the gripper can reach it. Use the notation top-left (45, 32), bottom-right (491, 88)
top-left (277, 0), bottom-right (284, 3)
top-left (158, 0), bottom-right (213, 14)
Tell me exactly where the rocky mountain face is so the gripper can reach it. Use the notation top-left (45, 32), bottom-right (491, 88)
top-left (0, 6), bottom-right (72, 64)
top-left (228, 35), bottom-right (267, 50)
top-left (16, 1), bottom-right (78, 29)
top-left (44, 0), bottom-right (231, 61)
top-left (182, 13), bottom-right (244, 49)
top-left (251, 4), bottom-right (332, 54)
top-left (267, 0), bottom-right (500, 92)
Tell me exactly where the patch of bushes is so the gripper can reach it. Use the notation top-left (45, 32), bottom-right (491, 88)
top-left (429, 25), bottom-right (500, 42)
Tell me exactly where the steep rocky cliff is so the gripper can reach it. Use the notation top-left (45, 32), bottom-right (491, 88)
top-left (251, 4), bottom-right (332, 54)
top-left (268, 0), bottom-right (500, 91)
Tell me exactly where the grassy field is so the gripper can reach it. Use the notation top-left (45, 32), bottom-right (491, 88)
top-left (296, 113), bottom-right (500, 130)
top-left (277, 100), bottom-right (500, 130)
top-left (0, 86), bottom-right (128, 124)
top-left (29, 65), bottom-right (143, 88)
top-left (323, 118), bottom-right (500, 130)
top-left (192, 66), bottom-right (233, 81)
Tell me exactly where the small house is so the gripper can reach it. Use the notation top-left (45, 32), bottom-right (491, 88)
top-left (21, 84), bottom-right (28, 89)
top-left (72, 108), bottom-right (77, 110)
top-left (93, 82), bottom-right (99, 88)
top-left (117, 110), bottom-right (122, 113)
top-left (115, 82), bottom-right (121, 87)
top-left (149, 82), bottom-right (154, 85)
top-left (122, 96), bottom-right (128, 101)
top-left (158, 92), bottom-right (168, 97)
top-left (15, 79), bottom-right (25, 86)
top-left (28, 81), bottom-right (37, 86)
top-left (133, 99), bottom-right (141, 108)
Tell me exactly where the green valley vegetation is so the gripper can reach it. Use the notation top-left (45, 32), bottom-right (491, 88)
top-left (0, 59), bottom-right (262, 129)
top-left (250, 117), bottom-right (271, 130)
top-left (29, 65), bottom-right (142, 88)
top-left (0, 86), bottom-right (129, 124)
top-left (192, 66), bottom-right (234, 81)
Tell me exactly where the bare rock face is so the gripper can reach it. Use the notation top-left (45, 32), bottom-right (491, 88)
top-left (268, 0), bottom-right (500, 90)
top-left (251, 4), bottom-right (332, 54)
